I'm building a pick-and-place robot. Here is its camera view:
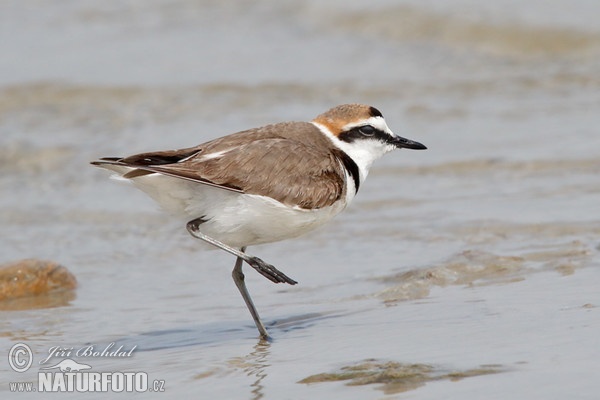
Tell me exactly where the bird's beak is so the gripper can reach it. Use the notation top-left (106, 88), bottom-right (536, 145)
top-left (390, 135), bottom-right (427, 150)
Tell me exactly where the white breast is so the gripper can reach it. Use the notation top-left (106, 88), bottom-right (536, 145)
top-left (125, 172), bottom-right (347, 248)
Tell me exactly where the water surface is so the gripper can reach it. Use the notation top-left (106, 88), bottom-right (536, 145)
top-left (1, 1), bottom-right (599, 398)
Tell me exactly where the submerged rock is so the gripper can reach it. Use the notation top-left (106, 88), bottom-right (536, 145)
top-left (0, 259), bottom-right (77, 308)
top-left (299, 359), bottom-right (504, 395)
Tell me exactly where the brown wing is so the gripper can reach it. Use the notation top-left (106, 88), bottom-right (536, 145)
top-left (175, 139), bottom-right (345, 209)
top-left (101, 122), bottom-right (347, 209)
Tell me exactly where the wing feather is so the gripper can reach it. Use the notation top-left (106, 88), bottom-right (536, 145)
top-left (91, 122), bottom-right (347, 209)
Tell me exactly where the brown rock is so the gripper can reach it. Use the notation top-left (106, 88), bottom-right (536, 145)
top-left (0, 259), bottom-right (77, 303)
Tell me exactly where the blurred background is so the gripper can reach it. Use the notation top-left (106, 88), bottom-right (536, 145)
top-left (1, 1), bottom-right (599, 399)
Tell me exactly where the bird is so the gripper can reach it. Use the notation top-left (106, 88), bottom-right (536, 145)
top-left (91, 104), bottom-right (427, 339)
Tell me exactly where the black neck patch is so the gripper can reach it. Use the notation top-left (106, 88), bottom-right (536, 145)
top-left (332, 148), bottom-right (361, 194)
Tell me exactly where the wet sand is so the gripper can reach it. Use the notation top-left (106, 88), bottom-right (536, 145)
top-left (1, 1), bottom-right (599, 398)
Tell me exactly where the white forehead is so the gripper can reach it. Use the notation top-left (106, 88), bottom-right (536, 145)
top-left (342, 116), bottom-right (394, 136)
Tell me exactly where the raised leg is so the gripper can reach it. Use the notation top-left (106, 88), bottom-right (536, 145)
top-left (232, 247), bottom-right (270, 339)
top-left (186, 219), bottom-right (297, 285)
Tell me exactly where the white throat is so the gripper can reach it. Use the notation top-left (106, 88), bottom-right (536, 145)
top-left (311, 121), bottom-right (394, 184)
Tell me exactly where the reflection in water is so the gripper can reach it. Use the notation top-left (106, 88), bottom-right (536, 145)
top-left (0, 290), bottom-right (76, 311)
top-left (229, 340), bottom-right (271, 400)
top-left (226, 312), bottom-right (352, 399)
top-left (248, 340), bottom-right (270, 400)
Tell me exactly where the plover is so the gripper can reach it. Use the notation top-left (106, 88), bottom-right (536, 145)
top-left (91, 104), bottom-right (426, 339)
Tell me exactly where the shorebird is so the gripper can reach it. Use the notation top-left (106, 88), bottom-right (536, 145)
top-left (91, 104), bottom-right (426, 339)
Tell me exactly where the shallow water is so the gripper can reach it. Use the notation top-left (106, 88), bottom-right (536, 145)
top-left (1, 1), bottom-right (599, 398)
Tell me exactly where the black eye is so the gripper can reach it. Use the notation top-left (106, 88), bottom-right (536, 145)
top-left (358, 125), bottom-right (376, 136)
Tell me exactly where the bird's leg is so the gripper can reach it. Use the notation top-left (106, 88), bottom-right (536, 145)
top-left (186, 219), bottom-right (298, 285)
top-left (232, 247), bottom-right (270, 339)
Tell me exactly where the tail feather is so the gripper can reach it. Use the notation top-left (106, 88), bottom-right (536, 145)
top-left (90, 159), bottom-right (136, 179)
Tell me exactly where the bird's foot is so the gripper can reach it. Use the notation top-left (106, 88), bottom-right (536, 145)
top-left (246, 257), bottom-right (298, 285)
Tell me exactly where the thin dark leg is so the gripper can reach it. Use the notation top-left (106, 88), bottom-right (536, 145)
top-left (232, 247), bottom-right (270, 339)
top-left (186, 218), bottom-right (297, 285)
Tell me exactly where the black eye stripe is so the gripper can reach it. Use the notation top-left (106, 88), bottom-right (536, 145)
top-left (338, 125), bottom-right (391, 144)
